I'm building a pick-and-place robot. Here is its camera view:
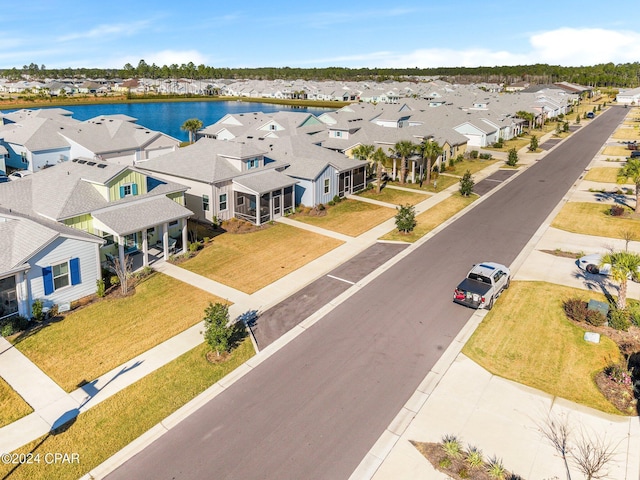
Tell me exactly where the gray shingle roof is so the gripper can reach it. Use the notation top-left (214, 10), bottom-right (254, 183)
top-left (233, 170), bottom-right (297, 195)
top-left (92, 196), bottom-right (191, 235)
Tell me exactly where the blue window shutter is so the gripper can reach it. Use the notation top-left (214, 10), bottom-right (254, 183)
top-left (119, 186), bottom-right (125, 198)
top-left (42, 267), bottom-right (54, 295)
top-left (132, 183), bottom-right (138, 195)
top-left (70, 258), bottom-right (81, 285)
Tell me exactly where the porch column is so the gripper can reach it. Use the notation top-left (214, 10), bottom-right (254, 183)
top-left (142, 228), bottom-right (149, 267)
top-left (181, 219), bottom-right (188, 254)
top-left (117, 237), bottom-right (125, 269)
top-left (256, 195), bottom-right (261, 226)
top-left (162, 223), bottom-right (169, 260)
top-left (17, 271), bottom-right (29, 318)
top-left (392, 158), bottom-right (397, 181)
top-left (411, 161), bottom-right (416, 183)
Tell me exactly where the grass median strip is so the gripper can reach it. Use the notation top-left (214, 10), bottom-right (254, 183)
top-left (379, 193), bottom-right (475, 243)
top-left (0, 377), bottom-right (33, 427)
top-left (462, 281), bottom-right (622, 414)
top-left (14, 273), bottom-right (221, 392)
top-left (0, 338), bottom-right (255, 480)
top-left (551, 201), bottom-right (640, 239)
top-left (180, 223), bottom-right (343, 293)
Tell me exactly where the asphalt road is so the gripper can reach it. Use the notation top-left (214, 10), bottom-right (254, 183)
top-left (106, 107), bottom-right (628, 480)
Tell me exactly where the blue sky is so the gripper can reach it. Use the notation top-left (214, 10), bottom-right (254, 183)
top-left (3, 1), bottom-right (640, 70)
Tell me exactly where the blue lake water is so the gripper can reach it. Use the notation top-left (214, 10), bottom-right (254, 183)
top-left (4, 101), bottom-right (334, 142)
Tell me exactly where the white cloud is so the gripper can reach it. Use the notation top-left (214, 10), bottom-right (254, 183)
top-left (331, 27), bottom-right (640, 68)
top-left (58, 20), bottom-right (151, 42)
top-left (529, 27), bottom-right (640, 65)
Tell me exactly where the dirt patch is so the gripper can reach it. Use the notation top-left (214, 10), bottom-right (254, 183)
top-left (594, 370), bottom-right (637, 415)
top-left (411, 441), bottom-right (515, 480)
top-left (205, 350), bottom-right (231, 363)
top-left (540, 249), bottom-right (581, 259)
top-left (222, 218), bottom-right (272, 234)
top-left (295, 205), bottom-right (328, 217)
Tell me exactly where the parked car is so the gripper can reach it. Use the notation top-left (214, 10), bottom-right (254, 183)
top-left (0, 175), bottom-right (9, 183)
top-left (577, 253), bottom-right (611, 275)
top-left (630, 151), bottom-right (640, 158)
top-left (586, 111), bottom-right (595, 119)
top-left (453, 262), bottom-right (511, 310)
top-left (8, 170), bottom-right (32, 181)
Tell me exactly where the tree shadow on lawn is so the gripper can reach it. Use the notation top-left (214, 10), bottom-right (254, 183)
top-left (593, 191), bottom-right (634, 209)
top-left (571, 264), bottom-right (616, 304)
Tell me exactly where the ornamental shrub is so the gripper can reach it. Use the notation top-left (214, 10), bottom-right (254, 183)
top-left (608, 308), bottom-right (631, 331)
top-left (610, 205), bottom-right (625, 216)
top-left (563, 298), bottom-right (587, 322)
top-left (585, 308), bottom-right (606, 327)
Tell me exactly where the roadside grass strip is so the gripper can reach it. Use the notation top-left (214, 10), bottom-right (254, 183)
top-left (0, 377), bottom-right (33, 428)
top-left (551, 202), bottom-right (640, 239)
top-left (291, 199), bottom-right (396, 237)
top-left (0, 339), bottom-right (255, 480)
top-left (463, 281), bottom-right (623, 415)
top-left (357, 187), bottom-right (428, 205)
top-left (612, 127), bottom-right (640, 140)
top-left (14, 273), bottom-right (222, 392)
top-left (602, 145), bottom-right (634, 156)
top-left (181, 223), bottom-right (343, 293)
top-left (584, 167), bottom-right (632, 184)
top-left (379, 194), bottom-right (476, 243)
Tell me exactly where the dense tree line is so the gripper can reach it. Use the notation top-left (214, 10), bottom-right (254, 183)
top-left (3, 60), bottom-right (640, 88)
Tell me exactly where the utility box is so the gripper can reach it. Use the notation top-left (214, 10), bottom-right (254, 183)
top-left (587, 299), bottom-right (609, 317)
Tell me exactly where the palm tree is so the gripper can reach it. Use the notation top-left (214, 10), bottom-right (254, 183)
top-left (351, 144), bottom-right (375, 177)
top-left (600, 251), bottom-right (640, 310)
top-left (618, 158), bottom-right (640, 214)
top-left (181, 118), bottom-right (203, 144)
top-left (420, 139), bottom-right (443, 186)
top-left (516, 110), bottom-right (535, 133)
top-left (390, 140), bottom-right (415, 185)
top-left (371, 148), bottom-right (388, 193)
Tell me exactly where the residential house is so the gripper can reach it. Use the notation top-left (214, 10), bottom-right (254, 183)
top-left (0, 109), bottom-right (179, 172)
top-left (138, 138), bottom-right (297, 226)
top-left (0, 207), bottom-right (104, 319)
top-left (0, 160), bottom-right (192, 270)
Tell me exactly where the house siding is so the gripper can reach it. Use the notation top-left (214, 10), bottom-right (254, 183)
top-left (28, 236), bottom-right (100, 309)
top-left (108, 170), bottom-right (147, 199)
top-left (315, 166), bottom-right (336, 205)
top-left (64, 213), bottom-right (95, 234)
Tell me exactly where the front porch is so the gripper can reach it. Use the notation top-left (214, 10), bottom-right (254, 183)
top-left (233, 171), bottom-right (296, 226)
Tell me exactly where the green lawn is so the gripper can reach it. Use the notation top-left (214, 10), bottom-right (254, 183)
top-left (463, 282), bottom-right (623, 414)
top-left (447, 158), bottom-right (499, 176)
top-left (14, 273), bottom-right (221, 392)
top-left (584, 167), bottom-right (627, 183)
top-left (291, 199), bottom-right (396, 236)
top-left (380, 194), bottom-right (476, 242)
top-left (180, 223), bottom-right (343, 293)
top-left (551, 202), bottom-right (640, 239)
top-left (358, 186), bottom-right (429, 205)
top-left (0, 377), bottom-right (32, 427)
top-left (387, 173), bottom-right (459, 193)
top-left (0, 338), bottom-right (255, 480)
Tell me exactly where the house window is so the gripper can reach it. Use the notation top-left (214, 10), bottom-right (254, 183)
top-left (237, 195), bottom-right (244, 206)
top-left (247, 158), bottom-right (259, 169)
top-left (202, 194), bottom-right (210, 211)
top-left (324, 178), bottom-right (330, 194)
top-left (169, 220), bottom-right (178, 227)
top-left (20, 152), bottom-right (28, 164)
top-left (53, 262), bottom-right (70, 290)
top-left (42, 258), bottom-right (80, 295)
top-left (219, 193), bottom-right (228, 211)
top-left (119, 183), bottom-right (138, 198)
